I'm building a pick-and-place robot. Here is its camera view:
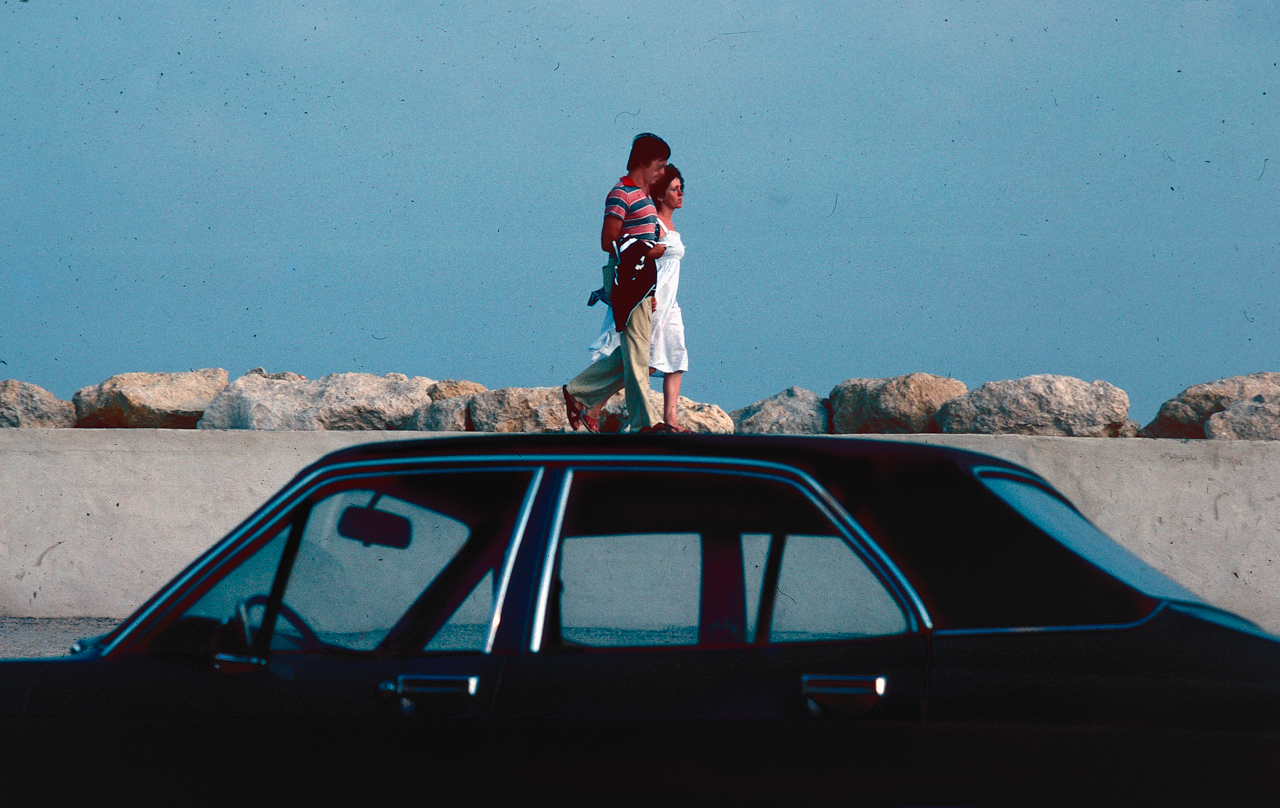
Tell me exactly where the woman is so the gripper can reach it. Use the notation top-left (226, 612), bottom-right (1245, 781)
top-left (585, 165), bottom-right (689, 431)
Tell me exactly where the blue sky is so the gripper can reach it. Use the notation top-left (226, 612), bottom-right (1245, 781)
top-left (2, 1), bottom-right (1277, 423)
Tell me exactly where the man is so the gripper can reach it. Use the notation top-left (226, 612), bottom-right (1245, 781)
top-left (563, 133), bottom-right (670, 434)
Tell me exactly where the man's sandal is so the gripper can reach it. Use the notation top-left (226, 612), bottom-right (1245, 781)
top-left (562, 386), bottom-right (583, 431)
top-left (562, 386), bottom-right (601, 433)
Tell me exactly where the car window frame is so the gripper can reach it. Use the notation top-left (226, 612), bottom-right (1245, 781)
top-left (528, 458), bottom-right (930, 653)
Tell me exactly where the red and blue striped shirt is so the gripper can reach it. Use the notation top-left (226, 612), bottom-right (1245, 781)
top-left (604, 177), bottom-right (659, 242)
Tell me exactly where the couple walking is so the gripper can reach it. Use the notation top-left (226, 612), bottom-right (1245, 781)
top-left (562, 133), bottom-right (690, 434)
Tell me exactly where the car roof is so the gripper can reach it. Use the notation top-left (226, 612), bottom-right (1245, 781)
top-left (303, 433), bottom-right (1032, 481)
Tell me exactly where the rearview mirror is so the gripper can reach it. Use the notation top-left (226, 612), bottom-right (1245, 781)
top-left (338, 505), bottom-right (412, 549)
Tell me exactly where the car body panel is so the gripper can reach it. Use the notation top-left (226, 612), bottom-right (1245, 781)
top-left (4, 434), bottom-right (1279, 804)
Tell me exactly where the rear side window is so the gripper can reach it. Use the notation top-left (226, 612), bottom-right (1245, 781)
top-left (542, 470), bottom-right (908, 650)
top-left (979, 474), bottom-right (1198, 603)
top-left (853, 462), bottom-right (1156, 630)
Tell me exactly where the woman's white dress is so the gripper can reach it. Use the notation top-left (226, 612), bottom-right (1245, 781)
top-left (588, 220), bottom-right (688, 373)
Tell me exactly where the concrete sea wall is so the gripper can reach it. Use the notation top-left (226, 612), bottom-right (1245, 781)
top-left (1, 430), bottom-right (1278, 634)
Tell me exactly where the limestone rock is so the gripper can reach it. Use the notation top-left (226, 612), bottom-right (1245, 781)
top-left (0, 380), bottom-right (76, 428)
top-left (1204, 395), bottom-right (1280, 440)
top-left (427, 379), bottom-right (488, 401)
top-left (674, 398), bottom-right (735, 434)
top-left (1118, 420), bottom-right (1142, 438)
top-left (1142, 373), bottom-right (1280, 439)
top-left (600, 391), bottom-right (734, 434)
top-left (937, 374), bottom-right (1130, 437)
top-left (830, 373), bottom-right (967, 434)
top-left (74, 369), bottom-right (228, 429)
top-left (198, 369), bottom-right (435, 430)
top-left (403, 396), bottom-right (473, 432)
top-left (731, 387), bottom-right (829, 434)
top-left (469, 387), bottom-right (571, 433)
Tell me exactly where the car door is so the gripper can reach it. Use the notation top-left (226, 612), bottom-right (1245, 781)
top-left (18, 465), bottom-right (544, 800)
top-left (490, 463), bottom-right (929, 804)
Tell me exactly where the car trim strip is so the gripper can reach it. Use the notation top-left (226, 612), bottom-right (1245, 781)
top-left (485, 467), bottom-right (545, 654)
top-left (970, 465), bottom-right (1077, 508)
top-left (529, 469), bottom-right (573, 653)
top-left (931, 601), bottom-right (1166, 636)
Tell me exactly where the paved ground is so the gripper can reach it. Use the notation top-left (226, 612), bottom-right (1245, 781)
top-left (0, 618), bottom-right (120, 659)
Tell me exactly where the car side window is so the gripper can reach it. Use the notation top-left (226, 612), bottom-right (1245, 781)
top-left (425, 569), bottom-right (495, 652)
top-left (544, 470), bottom-right (907, 651)
top-left (268, 470), bottom-right (535, 654)
top-left (558, 531), bottom-right (701, 647)
top-left (746, 533), bottom-right (907, 642)
top-left (154, 523), bottom-right (292, 654)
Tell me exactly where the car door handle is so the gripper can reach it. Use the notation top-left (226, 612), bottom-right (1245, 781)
top-left (801, 674), bottom-right (886, 718)
top-left (379, 675), bottom-right (480, 718)
top-left (379, 674), bottom-right (479, 697)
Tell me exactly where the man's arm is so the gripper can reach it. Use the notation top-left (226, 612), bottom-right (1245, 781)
top-left (601, 216), bottom-right (623, 253)
top-left (602, 215), bottom-right (666, 259)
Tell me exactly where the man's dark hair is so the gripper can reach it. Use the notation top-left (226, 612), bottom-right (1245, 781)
top-left (627, 133), bottom-right (670, 171)
top-left (651, 164), bottom-right (683, 209)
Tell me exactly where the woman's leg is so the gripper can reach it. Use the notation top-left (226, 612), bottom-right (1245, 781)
top-left (662, 371), bottom-right (683, 427)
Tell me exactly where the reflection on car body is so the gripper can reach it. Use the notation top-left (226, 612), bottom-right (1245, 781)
top-left (4, 434), bottom-right (1280, 805)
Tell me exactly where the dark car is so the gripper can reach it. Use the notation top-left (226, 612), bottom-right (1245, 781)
top-left (5, 434), bottom-right (1280, 805)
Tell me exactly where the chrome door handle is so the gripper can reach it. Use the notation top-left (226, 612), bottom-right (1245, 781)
top-left (379, 675), bottom-right (480, 718)
top-left (379, 674), bottom-right (478, 697)
top-left (801, 674), bottom-right (886, 718)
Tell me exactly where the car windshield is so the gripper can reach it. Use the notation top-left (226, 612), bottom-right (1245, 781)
top-left (980, 473), bottom-right (1202, 604)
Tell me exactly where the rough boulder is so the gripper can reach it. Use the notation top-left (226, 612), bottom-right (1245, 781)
top-left (1204, 394), bottom-right (1280, 440)
top-left (1141, 373), bottom-right (1280, 439)
top-left (403, 396), bottom-right (474, 431)
top-left (198, 369), bottom-right (435, 430)
top-left (468, 387), bottom-right (571, 433)
top-left (731, 387), bottom-right (829, 434)
top-left (830, 373), bottom-right (967, 434)
top-left (0, 380), bottom-right (76, 428)
top-left (937, 374), bottom-right (1130, 437)
top-left (427, 379), bottom-right (488, 401)
top-left (74, 369), bottom-right (228, 429)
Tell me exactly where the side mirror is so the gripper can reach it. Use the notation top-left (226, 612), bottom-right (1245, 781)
top-left (338, 505), bottom-right (412, 549)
